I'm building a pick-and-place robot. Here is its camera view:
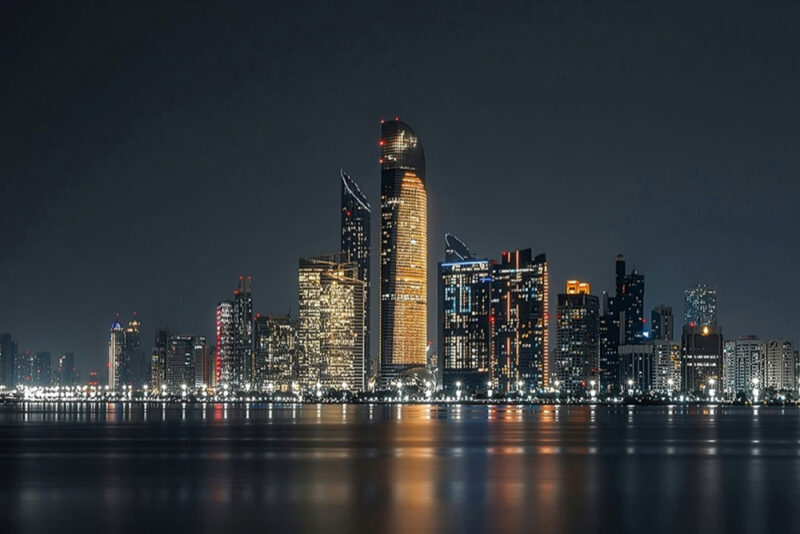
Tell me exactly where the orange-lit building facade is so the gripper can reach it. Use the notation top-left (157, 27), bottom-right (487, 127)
top-left (379, 119), bottom-right (428, 385)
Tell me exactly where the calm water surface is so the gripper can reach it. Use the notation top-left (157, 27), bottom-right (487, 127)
top-left (2, 403), bottom-right (799, 533)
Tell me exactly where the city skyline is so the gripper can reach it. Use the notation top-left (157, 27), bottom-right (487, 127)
top-left (2, 2), bottom-right (799, 378)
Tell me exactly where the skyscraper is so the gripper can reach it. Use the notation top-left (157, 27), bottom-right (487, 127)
top-left (379, 118), bottom-right (427, 385)
top-left (340, 170), bottom-right (372, 382)
top-left (32, 352), bottom-right (51, 387)
top-left (233, 276), bottom-right (254, 387)
top-left (108, 318), bottom-right (125, 390)
top-left (165, 334), bottom-right (205, 391)
top-left (438, 235), bottom-right (491, 391)
top-left (216, 300), bottom-right (234, 387)
top-left (150, 328), bottom-right (170, 390)
top-left (125, 314), bottom-right (146, 388)
top-left (651, 306), bottom-right (674, 341)
top-left (554, 280), bottom-right (600, 391)
top-left (254, 314), bottom-right (297, 391)
top-left (57, 353), bottom-right (75, 387)
top-left (599, 255), bottom-right (645, 389)
top-left (298, 252), bottom-right (366, 391)
top-left (684, 284), bottom-right (718, 326)
top-left (730, 336), bottom-right (764, 393)
top-left (765, 339), bottom-right (794, 391)
top-left (0, 334), bottom-right (17, 388)
top-left (681, 324), bottom-right (723, 393)
top-left (653, 340), bottom-right (681, 391)
top-left (491, 249), bottom-right (549, 392)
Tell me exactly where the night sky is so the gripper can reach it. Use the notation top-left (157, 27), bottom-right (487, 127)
top-left (2, 1), bottom-right (798, 378)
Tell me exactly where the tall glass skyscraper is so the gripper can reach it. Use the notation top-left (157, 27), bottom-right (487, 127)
top-left (438, 235), bottom-right (491, 391)
top-left (340, 170), bottom-right (371, 384)
top-left (233, 276), bottom-right (254, 387)
top-left (554, 280), bottom-right (600, 391)
top-left (491, 249), bottom-right (549, 392)
top-left (108, 317), bottom-right (125, 390)
top-left (379, 118), bottom-right (427, 384)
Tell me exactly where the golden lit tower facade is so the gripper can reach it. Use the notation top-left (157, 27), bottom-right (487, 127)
top-left (379, 118), bottom-right (428, 385)
top-left (298, 253), bottom-right (366, 392)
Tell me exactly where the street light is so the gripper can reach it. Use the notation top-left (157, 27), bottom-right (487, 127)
top-left (627, 379), bottom-right (634, 397)
top-left (486, 380), bottom-right (493, 399)
top-left (752, 377), bottom-right (760, 403)
top-left (707, 378), bottom-right (716, 401)
top-left (455, 381), bottom-right (462, 401)
top-left (589, 379), bottom-right (596, 400)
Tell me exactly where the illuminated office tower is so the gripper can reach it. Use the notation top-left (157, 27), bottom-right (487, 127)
top-left (216, 301), bottom-right (234, 387)
top-left (108, 317), bottom-right (125, 390)
top-left (438, 235), bottom-right (491, 391)
top-left (554, 280), bottom-right (599, 391)
top-left (681, 324), bottom-right (723, 393)
top-left (150, 328), bottom-right (170, 389)
top-left (254, 314), bottom-right (297, 391)
top-left (379, 118), bottom-right (427, 385)
top-left (653, 340), bottom-right (681, 391)
top-left (341, 170), bottom-right (372, 381)
top-left (0, 334), bottom-right (17, 387)
top-left (299, 253), bottom-right (366, 391)
top-left (125, 314), bottom-right (146, 388)
top-left (233, 276), bottom-right (254, 387)
top-left (165, 334), bottom-right (205, 391)
top-left (684, 284), bottom-right (717, 326)
top-left (651, 306), bottom-right (674, 341)
top-left (765, 339), bottom-right (794, 391)
top-left (731, 336), bottom-right (764, 393)
top-left (57, 353), bottom-right (75, 387)
top-left (491, 249), bottom-right (549, 392)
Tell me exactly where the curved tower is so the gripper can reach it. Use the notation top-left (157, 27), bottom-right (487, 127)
top-left (379, 118), bottom-right (428, 385)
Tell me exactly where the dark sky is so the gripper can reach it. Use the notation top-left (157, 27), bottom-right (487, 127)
top-left (2, 1), bottom-right (798, 378)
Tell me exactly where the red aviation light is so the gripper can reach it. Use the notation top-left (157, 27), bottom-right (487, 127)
top-left (380, 119), bottom-right (385, 124)
top-left (395, 116), bottom-right (399, 121)
top-left (379, 140), bottom-right (385, 146)
top-left (345, 210), bottom-right (351, 217)
top-left (379, 158), bottom-right (384, 164)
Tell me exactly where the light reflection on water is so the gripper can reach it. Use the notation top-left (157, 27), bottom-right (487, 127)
top-left (2, 403), bottom-right (800, 533)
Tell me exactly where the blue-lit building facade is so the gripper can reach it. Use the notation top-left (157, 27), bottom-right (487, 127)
top-left (438, 241), bottom-right (492, 391)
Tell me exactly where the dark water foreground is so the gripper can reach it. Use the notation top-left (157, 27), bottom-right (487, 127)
top-left (2, 403), bottom-right (799, 534)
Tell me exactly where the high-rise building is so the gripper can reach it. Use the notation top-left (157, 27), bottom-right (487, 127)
top-left (125, 315), bottom-right (146, 389)
top-left (651, 306), bottom-right (674, 341)
top-left (598, 255), bottom-right (645, 389)
top-left (438, 236), bottom-right (491, 391)
top-left (216, 301), bottom-right (234, 387)
top-left (150, 328), bottom-right (170, 390)
top-left (653, 340), bottom-right (681, 391)
top-left (299, 252), bottom-right (366, 391)
top-left (616, 256), bottom-right (645, 345)
top-left (32, 352), bottom-right (51, 387)
top-left (598, 293), bottom-right (619, 390)
top-left (16, 349), bottom-right (32, 385)
top-left (681, 324), bottom-right (723, 393)
top-left (684, 284), bottom-right (717, 327)
top-left (491, 249), bottom-right (549, 392)
top-left (341, 170), bottom-right (372, 382)
top-left (254, 314), bottom-right (297, 391)
top-left (379, 118), bottom-right (428, 385)
top-left (165, 334), bottom-right (205, 391)
top-left (554, 280), bottom-right (599, 391)
top-left (233, 276), bottom-right (254, 387)
top-left (731, 336), bottom-right (764, 394)
top-left (57, 353), bottom-right (76, 387)
top-left (0, 334), bottom-right (17, 388)
top-left (108, 317), bottom-right (125, 390)
top-left (765, 339), bottom-right (794, 391)
top-left (722, 340), bottom-right (736, 395)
